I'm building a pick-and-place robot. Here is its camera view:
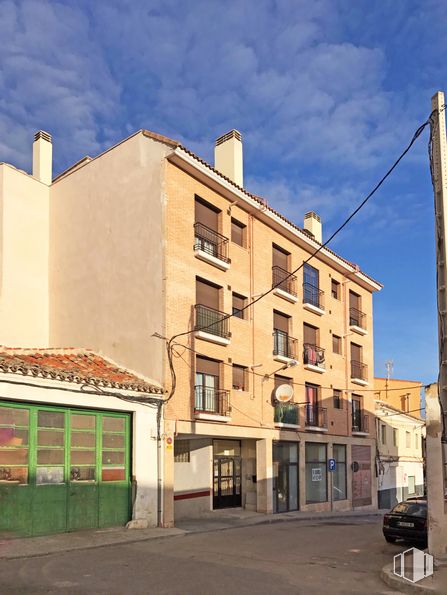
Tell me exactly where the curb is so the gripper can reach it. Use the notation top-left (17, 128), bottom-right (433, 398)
top-left (380, 563), bottom-right (439, 594)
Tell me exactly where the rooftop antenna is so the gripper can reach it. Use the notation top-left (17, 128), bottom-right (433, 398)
top-left (385, 360), bottom-right (393, 401)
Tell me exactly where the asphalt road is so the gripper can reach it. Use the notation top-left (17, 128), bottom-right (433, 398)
top-left (0, 517), bottom-right (406, 595)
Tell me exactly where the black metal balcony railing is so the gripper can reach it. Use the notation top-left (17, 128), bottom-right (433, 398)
top-left (272, 266), bottom-right (297, 297)
top-left (303, 283), bottom-right (325, 310)
top-left (194, 386), bottom-right (230, 416)
top-left (352, 411), bottom-right (369, 433)
top-left (195, 304), bottom-right (230, 339)
top-left (304, 404), bottom-right (327, 429)
top-left (273, 329), bottom-right (297, 359)
top-left (349, 307), bottom-right (366, 330)
top-left (194, 222), bottom-right (230, 263)
top-left (274, 402), bottom-right (299, 426)
top-left (303, 343), bottom-right (325, 369)
top-left (351, 360), bottom-right (368, 381)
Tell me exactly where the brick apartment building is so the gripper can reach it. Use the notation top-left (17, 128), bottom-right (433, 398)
top-left (0, 128), bottom-right (381, 530)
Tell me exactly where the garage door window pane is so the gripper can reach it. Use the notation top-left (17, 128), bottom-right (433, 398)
top-left (38, 430), bottom-right (64, 446)
top-left (37, 448), bottom-right (65, 465)
top-left (0, 407), bottom-right (29, 427)
top-left (38, 411), bottom-right (64, 428)
top-left (70, 414), bottom-right (96, 482)
top-left (102, 416), bottom-right (126, 482)
top-left (0, 449), bottom-right (28, 465)
top-left (0, 467), bottom-right (28, 483)
top-left (103, 417), bottom-right (125, 433)
top-left (37, 466), bottom-right (64, 484)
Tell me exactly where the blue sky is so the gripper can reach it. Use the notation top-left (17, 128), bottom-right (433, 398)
top-left (1, 0), bottom-right (445, 384)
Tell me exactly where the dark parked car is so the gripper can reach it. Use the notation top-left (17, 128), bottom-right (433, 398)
top-left (383, 499), bottom-right (427, 546)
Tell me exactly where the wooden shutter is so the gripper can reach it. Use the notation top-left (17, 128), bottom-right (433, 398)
top-left (232, 365), bottom-right (246, 390)
top-left (231, 219), bottom-right (245, 246)
top-left (303, 323), bottom-right (317, 345)
top-left (272, 245), bottom-right (289, 270)
top-left (196, 278), bottom-right (220, 310)
top-left (195, 197), bottom-right (219, 231)
top-left (273, 311), bottom-right (289, 333)
top-left (196, 356), bottom-right (220, 376)
top-left (351, 342), bottom-right (362, 361)
top-left (349, 290), bottom-right (361, 310)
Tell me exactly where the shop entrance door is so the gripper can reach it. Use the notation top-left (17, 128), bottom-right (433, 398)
top-left (273, 442), bottom-right (299, 513)
top-left (213, 457), bottom-right (241, 509)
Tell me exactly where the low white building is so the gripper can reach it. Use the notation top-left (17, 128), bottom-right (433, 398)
top-left (375, 400), bottom-right (425, 509)
top-left (0, 347), bottom-right (164, 537)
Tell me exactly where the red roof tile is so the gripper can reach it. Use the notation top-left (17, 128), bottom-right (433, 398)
top-left (0, 347), bottom-right (164, 394)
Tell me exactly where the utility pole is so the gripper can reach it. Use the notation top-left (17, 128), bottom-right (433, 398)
top-left (429, 91), bottom-right (447, 559)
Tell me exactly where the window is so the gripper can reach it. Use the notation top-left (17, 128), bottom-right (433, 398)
top-left (381, 424), bottom-right (386, 445)
top-left (408, 475), bottom-right (416, 494)
top-left (331, 279), bottom-right (340, 299)
top-left (333, 444), bottom-right (347, 500)
top-left (332, 335), bottom-right (342, 354)
top-left (101, 416), bottom-right (127, 482)
top-left (393, 428), bottom-right (398, 447)
top-left (232, 365), bottom-right (248, 391)
top-left (274, 374), bottom-right (292, 389)
top-left (0, 406), bottom-right (29, 484)
top-left (415, 432), bottom-right (419, 450)
top-left (232, 292), bottom-right (247, 319)
top-left (272, 244), bottom-right (290, 270)
top-left (406, 431), bottom-right (411, 448)
top-left (195, 356), bottom-right (220, 413)
top-left (333, 389), bottom-right (342, 409)
top-left (401, 394), bottom-right (409, 412)
top-left (305, 442), bottom-right (327, 503)
top-left (174, 440), bottom-right (190, 463)
top-left (231, 218), bottom-right (246, 247)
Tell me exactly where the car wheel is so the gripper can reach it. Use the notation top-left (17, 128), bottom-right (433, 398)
top-left (385, 535), bottom-right (397, 543)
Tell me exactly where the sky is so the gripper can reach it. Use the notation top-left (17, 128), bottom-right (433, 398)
top-left (1, 0), bottom-right (446, 385)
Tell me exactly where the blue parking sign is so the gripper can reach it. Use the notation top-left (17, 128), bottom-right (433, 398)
top-left (328, 458), bottom-right (336, 471)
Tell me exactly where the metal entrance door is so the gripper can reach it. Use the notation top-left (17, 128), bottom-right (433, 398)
top-left (213, 457), bottom-right (241, 509)
top-left (273, 442), bottom-right (299, 513)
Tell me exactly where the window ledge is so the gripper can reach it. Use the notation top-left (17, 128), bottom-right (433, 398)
top-left (194, 412), bottom-right (231, 423)
top-left (275, 422), bottom-right (300, 429)
top-left (303, 302), bottom-right (325, 316)
top-left (304, 363), bottom-right (326, 374)
top-left (273, 354), bottom-right (299, 365)
top-left (194, 248), bottom-right (230, 271)
top-left (349, 324), bottom-right (367, 336)
top-left (305, 426), bottom-right (328, 433)
top-left (195, 330), bottom-right (230, 346)
top-left (273, 287), bottom-right (298, 304)
top-left (352, 431), bottom-right (369, 437)
top-left (351, 378), bottom-right (368, 386)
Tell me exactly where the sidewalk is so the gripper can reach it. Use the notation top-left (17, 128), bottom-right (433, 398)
top-left (0, 508), bottom-right (382, 560)
top-left (381, 562), bottom-right (447, 594)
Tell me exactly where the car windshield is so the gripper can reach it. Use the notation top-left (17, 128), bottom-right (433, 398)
top-left (391, 502), bottom-right (427, 518)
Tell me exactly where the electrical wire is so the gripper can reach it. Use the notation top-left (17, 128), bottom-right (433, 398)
top-left (165, 106), bottom-right (444, 404)
top-left (171, 340), bottom-right (425, 394)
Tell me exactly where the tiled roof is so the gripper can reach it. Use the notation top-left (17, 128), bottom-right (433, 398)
top-left (0, 347), bottom-right (164, 395)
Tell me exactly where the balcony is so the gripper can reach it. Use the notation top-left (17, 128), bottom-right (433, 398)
top-left (349, 307), bottom-right (367, 335)
top-left (303, 343), bottom-right (326, 373)
top-left (304, 404), bottom-right (328, 432)
top-left (194, 223), bottom-right (230, 271)
top-left (351, 360), bottom-right (368, 386)
top-left (194, 304), bottom-right (230, 346)
top-left (274, 402), bottom-right (300, 428)
top-left (272, 266), bottom-right (298, 303)
top-left (273, 330), bottom-right (298, 364)
top-left (352, 411), bottom-right (369, 435)
top-left (303, 283), bottom-right (325, 315)
top-left (194, 386), bottom-right (231, 422)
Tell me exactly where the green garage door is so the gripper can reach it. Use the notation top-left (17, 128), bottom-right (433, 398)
top-left (0, 401), bottom-right (131, 537)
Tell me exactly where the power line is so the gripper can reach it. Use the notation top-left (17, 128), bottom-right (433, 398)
top-left (165, 108), bottom-right (440, 403)
top-left (171, 341), bottom-right (426, 395)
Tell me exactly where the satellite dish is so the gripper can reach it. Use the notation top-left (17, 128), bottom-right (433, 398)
top-left (275, 384), bottom-right (294, 403)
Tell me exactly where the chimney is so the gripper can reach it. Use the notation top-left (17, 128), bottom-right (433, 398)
top-left (214, 130), bottom-right (243, 187)
top-left (32, 131), bottom-right (52, 185)
top-left (304, 212), bottom-right (322, 243)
